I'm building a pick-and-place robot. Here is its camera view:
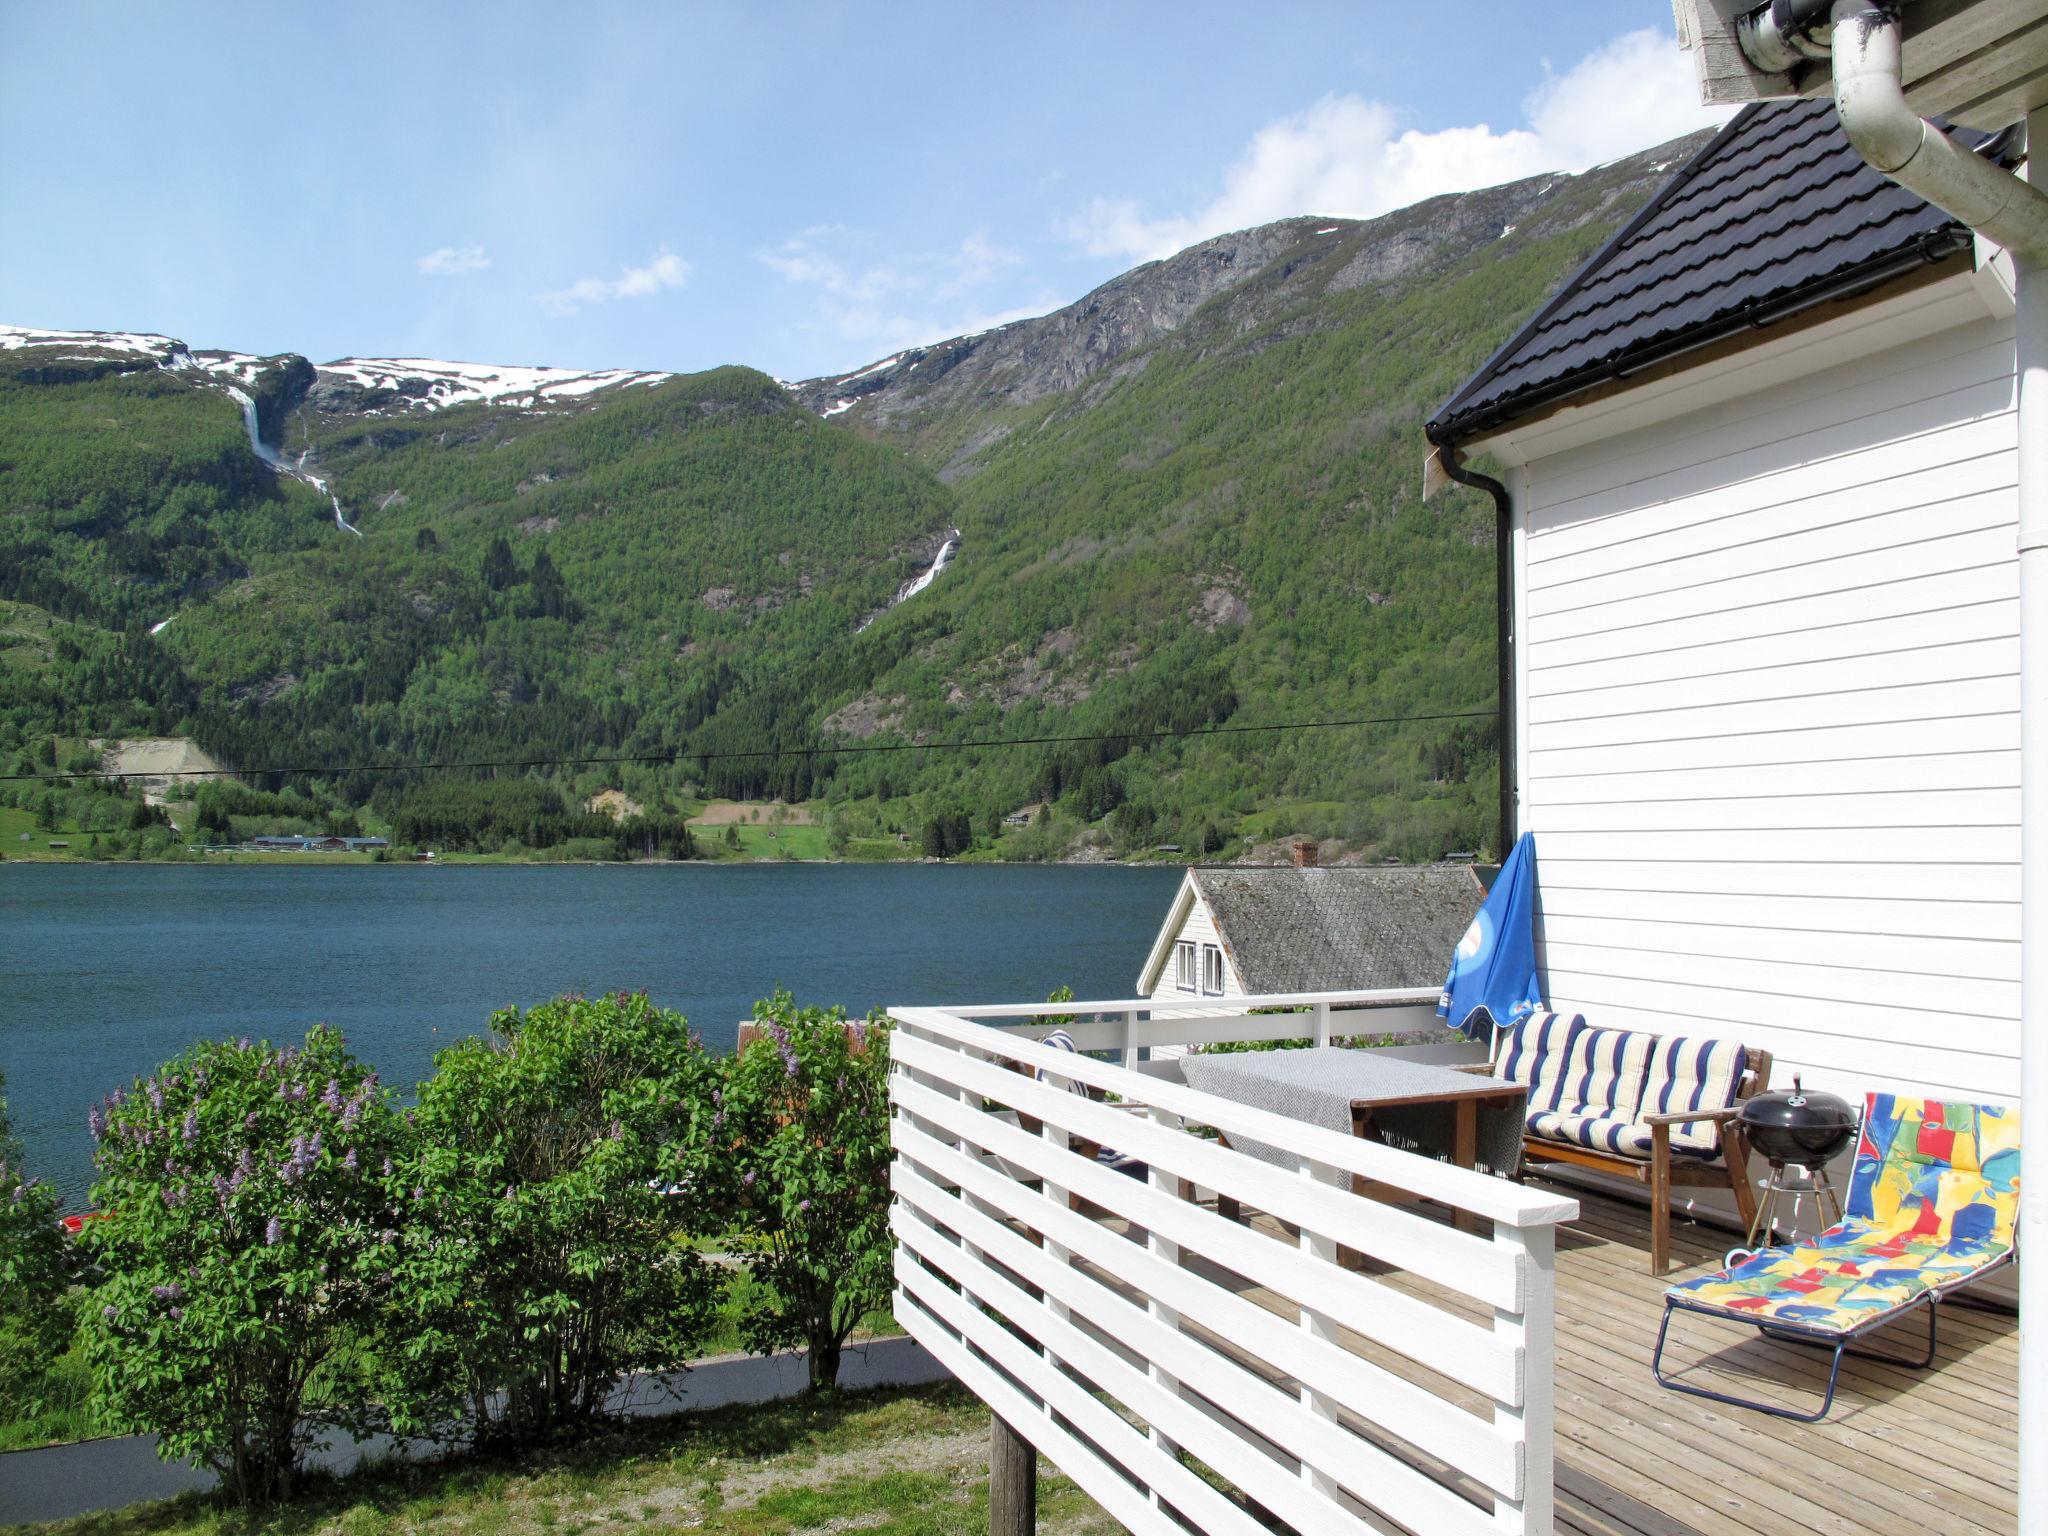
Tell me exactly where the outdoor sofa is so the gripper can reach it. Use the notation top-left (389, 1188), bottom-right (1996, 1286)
top-left (1653, 1092), bottom-right (2020, 1421)
top-left (1492, 1011), bottom-right (1767, 1275)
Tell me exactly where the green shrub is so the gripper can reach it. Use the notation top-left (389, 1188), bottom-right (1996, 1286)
top-left (78, 1028), bottom-right (404, 1504)
top-left (0, 1066), bottom-right (73, 1431)
top-left (383, 992), bottom-right (723, 1447)
top-left (718, 993), bottom-right (892, 1389)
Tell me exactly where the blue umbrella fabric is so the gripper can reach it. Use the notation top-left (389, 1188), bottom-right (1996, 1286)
top-left (1437, 831), bottom-right (1544, 1040)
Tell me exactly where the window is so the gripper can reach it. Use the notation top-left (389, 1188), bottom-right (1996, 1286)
top-left (1173, 941), bottom-right (1197, 992)
top-left (1201, 944), bottom-right (1225, 997)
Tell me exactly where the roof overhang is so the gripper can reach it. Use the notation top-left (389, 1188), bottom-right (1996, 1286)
top-left (1445, 252), bottom-right (2010, 470)
top-left (1134, 869), bottom-right (1200, 995)
top-left (1674, 0), bottom-right (2048, 132)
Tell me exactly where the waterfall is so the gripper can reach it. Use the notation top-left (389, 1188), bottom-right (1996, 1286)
top-left (856, 529), bottom-right (961, 633)
top-left (222, 385), bottom-right (361, 536)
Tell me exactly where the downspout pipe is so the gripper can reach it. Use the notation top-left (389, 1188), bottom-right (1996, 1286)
top-left (1437, 448), bottom-right (1517, 861)
top-left (1800, 10), bottom-right (2048, 1534)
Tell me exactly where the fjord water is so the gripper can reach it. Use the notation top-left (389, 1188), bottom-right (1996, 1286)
top-left (0, 863), bottom-right (1180, 1204)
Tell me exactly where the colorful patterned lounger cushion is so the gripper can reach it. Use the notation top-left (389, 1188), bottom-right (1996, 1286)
top-left (1667, 1094), bottom-right (2021, 1333)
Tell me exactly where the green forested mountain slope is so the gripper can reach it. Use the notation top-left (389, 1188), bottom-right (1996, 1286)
top-left (0, 132), bottom-right (1701, 859)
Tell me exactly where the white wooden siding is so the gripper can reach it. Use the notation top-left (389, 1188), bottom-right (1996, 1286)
top-left (1143, 885), bottom-right (1247, 1004)
top-left (1518, 313), bottom-right (2021, 1107)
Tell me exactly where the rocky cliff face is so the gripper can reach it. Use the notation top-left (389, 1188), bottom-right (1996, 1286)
top-left (790, 135), bottom-right (1708, 469)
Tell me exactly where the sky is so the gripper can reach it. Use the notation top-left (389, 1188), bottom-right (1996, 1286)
top-left (1, 3), bottom-right (1731, 383)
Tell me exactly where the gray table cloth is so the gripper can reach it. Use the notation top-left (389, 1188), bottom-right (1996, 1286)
top-left (1178, 1047), bottom-right (1525, 1181)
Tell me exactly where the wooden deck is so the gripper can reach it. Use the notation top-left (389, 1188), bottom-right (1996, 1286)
top-left (1219, 1184), bottom-right (2019, 1536)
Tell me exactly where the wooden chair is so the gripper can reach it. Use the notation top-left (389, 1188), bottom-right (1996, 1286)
top-left (1500, 1019), bottom-right (1769, 1276)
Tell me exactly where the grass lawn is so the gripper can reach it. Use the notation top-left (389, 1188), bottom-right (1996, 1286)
top-left (14, 1383), bottom-right (1122, 1536)
top-left (0, 803), bottom-right (92, 859)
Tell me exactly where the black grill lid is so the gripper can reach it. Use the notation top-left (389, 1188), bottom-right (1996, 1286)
top-left (1739, 1076), bottom-right (1860, 1166)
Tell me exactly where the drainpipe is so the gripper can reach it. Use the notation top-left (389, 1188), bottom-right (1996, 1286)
top-left (1790, 8), bottom-right (2048, 1531)
top-left (1437, 449), bottom-right (1517, 860)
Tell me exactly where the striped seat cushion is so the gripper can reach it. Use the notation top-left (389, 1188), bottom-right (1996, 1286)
top-left (1494, 1012), bottom-right (1585, 1114)
top-left (1526, 1111), bottom-right (1655, 1158)
top-left (1554, 1026), bottom-right (1656, 1122)
top-left (1640, 1035), bottom-right (1749, 1157)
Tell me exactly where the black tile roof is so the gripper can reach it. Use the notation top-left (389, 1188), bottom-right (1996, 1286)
top-left (1427, 99), bottom-right (1990, 446)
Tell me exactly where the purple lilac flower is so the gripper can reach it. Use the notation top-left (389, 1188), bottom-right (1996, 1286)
top-left (743, 1170), bottom-right (756, 1188)
top-left (102, 1304), bottom-right (118, 1322)
top-left (382, 1156), bottom-right (395, 1179)
top-left (246, 1111), bottom-right (261, 1130)
top-left (213, 1174), bottom-right (233, 1207)
top-left (236, 1148), bottom-right (255, 1180)
top-left (182, 1109), bottom-right (199, 1145)
top-left (146, 1079), bottom-right (165, 1113)
top-left (88, 1106), bottom-right (106, 1141)
top-left (321, 1080), bottom-right (343, 1114)
top-left (343, 1149), bottom-right (359, 1173)
top-left (265, 1216), bottom-right (282, 1246)
top-left (152, 1283), bottom-right (183, 1301)
top-left (413, 1186), bottom-right (424, 1200)
top-left (168, 1307), bottom-right (184, 1322)
top-left (237, 1037), bottom-right (251, 1051)
top-left (798, 1199), bottom-right (811, 1213)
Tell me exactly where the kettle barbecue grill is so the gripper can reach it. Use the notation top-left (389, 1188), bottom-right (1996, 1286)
top-left (1733, 1075), bottom-right (1860, 1251)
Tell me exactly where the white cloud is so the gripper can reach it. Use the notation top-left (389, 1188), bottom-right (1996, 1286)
top-left (759, 228), bottom-right (1040, 372)
top-left (539, 250), bottom-right (692, 315)
top-left (1065, 28), bottom-right (1731, 263)
top-left (416, 244), bottom-right (491, 276)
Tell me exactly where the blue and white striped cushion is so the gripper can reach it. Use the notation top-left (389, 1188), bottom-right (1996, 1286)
top-left (1640, 1035), bottom-right (1748, 1157)
top-left (1526, 1111), bottom-right (1656, 1158)
top-left (1556, 1026), bottom-right (1655, 1121)
top-left (1495, 1012), bottom-right (1585, 1115)
top-left (1037, 1029), bottom-right (1092, 1095)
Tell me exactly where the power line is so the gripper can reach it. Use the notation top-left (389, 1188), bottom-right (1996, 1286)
top-left (2, 708), bottom-right (1496, 784)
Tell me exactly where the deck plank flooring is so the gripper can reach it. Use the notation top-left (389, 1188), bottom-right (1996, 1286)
top-left (1227, 1184), bottom-right (2019, 1536)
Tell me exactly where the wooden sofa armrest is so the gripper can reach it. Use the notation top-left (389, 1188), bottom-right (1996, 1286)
top-left (1640, 1106), bottom-right (1743, 1128)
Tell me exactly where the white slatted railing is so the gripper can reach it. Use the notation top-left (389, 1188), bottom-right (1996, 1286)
top-left (888, 993), bottom-right (1578, 1536)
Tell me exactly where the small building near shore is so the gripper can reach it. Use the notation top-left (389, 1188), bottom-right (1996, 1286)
top-left (1134, 860), bottom-right (1486, 1004)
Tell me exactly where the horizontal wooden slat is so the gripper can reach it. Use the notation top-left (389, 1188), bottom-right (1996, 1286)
top-left (1533, 751), bottom-right (2019, 804)
top-left (891, 1013), bottom-right (1575, 1231)
top-left (891, 1281), bottom-right (1188, 1536)
top-left (1528, 487), bottom-right (2013, 622)
top-left (1528, 597), bottom-right (2015, 697)
top-left (1528, 826), bottom-right (2013, 865)
top-left (1539, 940), bottom-right (2016, 1022)
top-left (1530, 715), bottom-right (2018, 780)
top-left (1536, 885), bottom-right (2017, 943)
top-left (1529, 526), bottom-right (2014, 647)
top-left (1533, 858), bottom-right (2016, 904)
top-left (1537, 914), bottom-right (2015, 983)
top-left (1526, 333), bottom-right (2013, 529)
top-left (892, 1125), bottom-right (1520, 1495)
top-left (889, 1076), bottom-right (1524, 1402)
top-left (1527, 423), bottom-right (2014, 585)
top-left (1528, 563), bottom-right (2016, 672)
top-left (1527, 639), bottom-right (2017, 728)
top-left (892, 1221), bottom-right (1281, 1536)
top-left (1020, 1005), bottom-right (1443, 1054)
top-left (1532, 786), bottom-right (2014, 834)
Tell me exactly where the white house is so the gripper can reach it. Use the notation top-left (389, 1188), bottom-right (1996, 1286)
top-left (1135, 862), bottom-right (1483, 1007)
top-left (1426, 94), bottom-right (2026, 1112)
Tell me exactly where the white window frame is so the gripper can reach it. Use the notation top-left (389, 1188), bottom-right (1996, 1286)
top-left (1201, 943), bottom-right (1225, 997)
top-left (1173, 940), bottom-right (1197, 993)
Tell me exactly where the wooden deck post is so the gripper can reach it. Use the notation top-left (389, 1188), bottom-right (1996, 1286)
top-left (990, 1414), bottom-right (1037, 1536)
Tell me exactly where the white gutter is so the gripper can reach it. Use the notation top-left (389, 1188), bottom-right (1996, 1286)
top-left (1816, 8), bottom-right (2048, 1533)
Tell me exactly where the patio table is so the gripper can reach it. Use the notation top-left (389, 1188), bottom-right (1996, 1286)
top-left (1178, 1047), bottom-right (1526, 1234)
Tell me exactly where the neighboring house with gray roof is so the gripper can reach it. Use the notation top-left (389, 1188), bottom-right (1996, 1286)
top-left (1135, 865), bottom-right (1484, 1004)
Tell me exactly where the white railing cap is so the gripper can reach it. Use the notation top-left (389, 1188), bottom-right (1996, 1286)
top-left (923, 986), bottom-right (1442, 1020)
top-left (888, 1003), bottom-right (1578, 1229)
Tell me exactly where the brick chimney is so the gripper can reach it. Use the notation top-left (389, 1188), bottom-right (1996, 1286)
top-left (1291, 839), bottom-right (1319, 869)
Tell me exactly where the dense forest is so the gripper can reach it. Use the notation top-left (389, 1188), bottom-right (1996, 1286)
top-left (0, 133), bottom-right (1699, 862)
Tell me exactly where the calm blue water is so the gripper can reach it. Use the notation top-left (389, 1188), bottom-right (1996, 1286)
top-left (0, 863), bottom-right (1180, 1204)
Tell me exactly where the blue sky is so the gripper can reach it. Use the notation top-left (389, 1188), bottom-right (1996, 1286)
top-left (1, 4), bottom-right (1727, 382)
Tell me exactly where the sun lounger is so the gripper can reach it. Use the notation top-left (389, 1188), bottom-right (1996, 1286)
top-left (1652, 1092), bottom-right (2020, 1421)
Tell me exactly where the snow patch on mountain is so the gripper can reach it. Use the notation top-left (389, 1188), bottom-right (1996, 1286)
top-left (0, 324), bottom-right (182, 357)
top-left (316, 356), bottom-right (672, 412)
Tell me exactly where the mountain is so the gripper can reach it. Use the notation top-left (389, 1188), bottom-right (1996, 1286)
top-left (0, 131), bottom-right (1705, 861)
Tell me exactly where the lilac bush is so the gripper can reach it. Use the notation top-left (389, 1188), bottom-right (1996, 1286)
top-left (719, 991), bottom-right (892, 1389)
top-left (381, 992), bottom-right (723, 1447)
top-left (78, 1027), bottom-right (403, 1505)
top-left (0, 1067), bottom-right (72, 1423)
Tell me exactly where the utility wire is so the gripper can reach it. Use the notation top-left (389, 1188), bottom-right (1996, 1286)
top-left (2, 708), bottom-right (1497, 784)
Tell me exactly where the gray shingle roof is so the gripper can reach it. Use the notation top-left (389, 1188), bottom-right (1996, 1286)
top-left (1427, 99), bottom-right (2004, 446)
top-left (1194, 865), bottom-right (1482, 994)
